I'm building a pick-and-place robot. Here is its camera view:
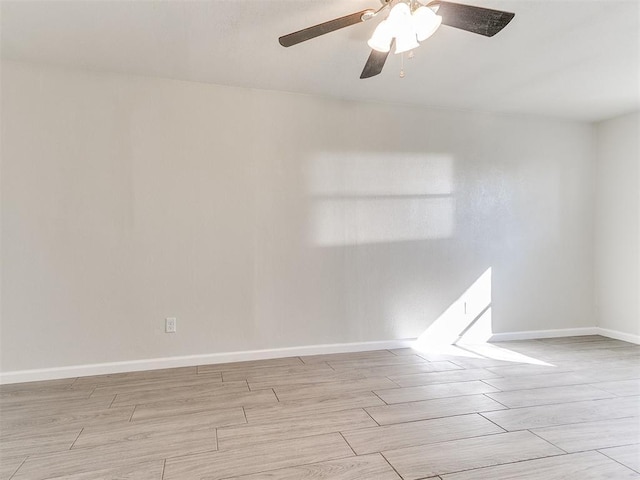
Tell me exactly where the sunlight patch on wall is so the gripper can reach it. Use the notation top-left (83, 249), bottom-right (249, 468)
top-left (415, 268), bottom-right (493, 349)
top-left (307, 152), bottom-right (455, 246)
top-left (412, 267), bottom-right (554, 366)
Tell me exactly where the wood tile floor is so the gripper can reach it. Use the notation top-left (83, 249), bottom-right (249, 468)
top-left (1, 335), bottom-right (639, 479)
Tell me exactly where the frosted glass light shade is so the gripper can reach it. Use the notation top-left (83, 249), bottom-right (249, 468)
top-left (413, 6), bottom-right (442, 42)
top-left (368, 20), bottom-right (393, 52)
top-left (395, 30), bottom-right (419, 54)
top-left (387, 2), bottom-right (411, 25)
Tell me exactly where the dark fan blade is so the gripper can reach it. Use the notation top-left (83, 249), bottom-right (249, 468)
top-left (431, 1), bottom-right (515, 37)
top-left (360, 47), bottom-right (392, 79)
top-left (279, 10), bottom-right (373, 47)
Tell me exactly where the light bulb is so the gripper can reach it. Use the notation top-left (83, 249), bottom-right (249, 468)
top-left (367, 20), bottom-right (393, 52)
top-left (413, 6), bottom-right (442, 42)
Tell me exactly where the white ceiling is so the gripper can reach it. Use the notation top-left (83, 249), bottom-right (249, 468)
top-left (1, 0), bottom-right (639, 121)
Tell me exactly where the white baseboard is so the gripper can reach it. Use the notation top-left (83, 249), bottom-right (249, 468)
top-left (596, 327), bottom-right (640, 345)
top-left (3, 327), bottom-right (637, 385)
top-left (489, 327), bottom-right (599, 342)
top-left (0, 338), bottom-right (415, 385)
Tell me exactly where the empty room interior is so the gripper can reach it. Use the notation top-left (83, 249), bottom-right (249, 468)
top-left (0, 0), bottom-right (639, 479)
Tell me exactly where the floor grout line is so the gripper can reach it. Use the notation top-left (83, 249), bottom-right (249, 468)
top-left (69, 427), bottom-right (84, 450)
top-left (271, 388), bottom-right (281, 402)
top-left (361, 404), bottom-right (381, 426)
top-left (338, 431), bottom-right (358, 456)
top-left (372, 390), bottom-right (389, 405)
top-left (7, 455), bottom-right (28, 480)
top-left (477, 412), bottom-right (508, 433)
top-left (526, 429), bottom-right (570, 454)
top-left (380, 451), bottom-right (405, 479)
top-left (597, 448), bottom-right (640, 474)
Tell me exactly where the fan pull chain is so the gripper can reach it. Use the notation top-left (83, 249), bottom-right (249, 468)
top-left (400, 53), bottom-right (405, 78)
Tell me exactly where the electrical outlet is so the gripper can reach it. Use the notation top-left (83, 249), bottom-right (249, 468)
top-left (165, 317), bottom-right (177, 333)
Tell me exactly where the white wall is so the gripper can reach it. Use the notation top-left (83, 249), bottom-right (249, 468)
top-left (595, 112), bottom-right (640, 336)
top-left (1, 61), bottom-right (595, 373)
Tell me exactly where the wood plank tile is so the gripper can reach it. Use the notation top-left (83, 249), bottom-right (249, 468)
top-left (245, 362), bottom-right (461, 391)
top-left (486, 384), bottom-right (615, 408)
top-left (73, 367), bottom-right (198, 387)
top-left (13, 449), bottom-right (170, 480)
top-left (483, 372), bottom-right (591, 391)
top-left (448, 357), bottom-right (525, 369)
top-left (546, 348), bottom-right (640, 364)
top-left (591, 379), bottom-right (640, 396)
top-left (0, 394), bottom-right (115, 417)
top-left (366, 394), bottom-right (506, 425)
top-left (274, 377), bottom-right (398, 402)
top-left (383, 430), bottom-right (563, 480)
top-left (223, 453), bottom-right (401, 480)
top-left (482, 396), bottom-right (640, 431)
top-left (341, 413), bottom-right (504, 454)
top-left (557, 339), bottom-right (636, 350)
top-left (389, 368), bottom-right (499, 387)
top-left (131, 389), bottom-right (278, 421)
top-left (486, 363), bottom-right (577, 377)
top-left (72, 420), bottom-right (216, 453)
top-left (582, 365), bottom-right (640, 382)
top-left (132, 407), bottom-right (246, 427)
top-left (217, 408), bottom-right (377, 450)
top-left (197, 357), bottom-right (303, 374)
top-left (111, 380), bottom-right (249, 407)
top-left (0, 405), bottom-right (134, 436)
top-left (300, 350), bottom-right (397, 364)
top-left (388, 348), bottom-right (416, 356)
top-left (0, 386), bottom-right (94, 408)
top-left (375, 380), bottom-right (499, 404)
top-left (11, 423), bottom-right (216, 479)
top-left (0, 427), bottom-right (82, 457)
top-left (0, 377), bottom-right (76, 395)
top-left (35, 460), bottom-right (165, 480)
top-left (163, 433), bottom-right (354, 480)
top-left (0, 382), bottom-right (88, 400)
top-left (247, 371), bottom-right (368, 391)
top-left (599, 444), bottom-right (640, 472)
top-left (532, 417), bottom-right (640, 452)
top-left (74, 408), bottom-right (245, 450)
top-left (441, 450), bottom-right (640, 480)
top-left (350, 360), bottom-right (462, 375)
top-left (327, 355), bottom-right (428, 370)
top-left (537, 335), bottom-right (605, 344)
top-left (90, 373), bottom-right (224, 396)
top-left (244, 391), bottom-right (385, 423)
top-left (565, 358), bottom-right (640, 372)
top-left (221, 363), bottom-right (334, 382)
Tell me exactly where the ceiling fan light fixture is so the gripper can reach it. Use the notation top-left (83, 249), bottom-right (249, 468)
top-left (367, 19), bottom-right (393, 52)
top-left (413, 6), bottom-right (442, 42)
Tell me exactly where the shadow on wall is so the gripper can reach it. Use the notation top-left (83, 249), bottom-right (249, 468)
top-left (307, 152), bottom-right (455, 246)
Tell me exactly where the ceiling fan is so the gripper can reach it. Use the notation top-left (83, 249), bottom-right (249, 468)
top-left (279, 0), bottom-right (515, 79)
